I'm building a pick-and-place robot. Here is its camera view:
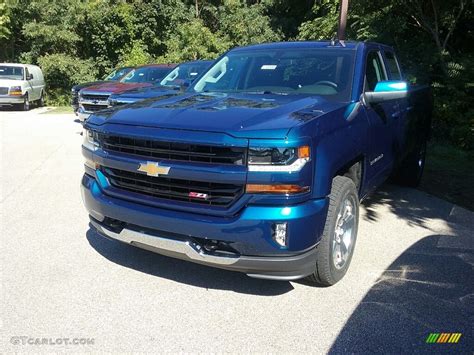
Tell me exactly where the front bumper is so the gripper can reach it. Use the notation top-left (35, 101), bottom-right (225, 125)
top-left (0, 95), bottom-right (24, 104)
top-left (82, 173), bottom-right (328, 280)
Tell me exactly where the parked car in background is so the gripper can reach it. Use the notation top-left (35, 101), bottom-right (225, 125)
top-left (108, 60), bottom-right (213, 107)
top-left (77, 64), bottom-right (175, 122)
top-left (82, 41), bottom-right (432, 285)
top-left (71, 66), bottom-right (133, 113)
top-left (0, 63), bottom-right (45, 111)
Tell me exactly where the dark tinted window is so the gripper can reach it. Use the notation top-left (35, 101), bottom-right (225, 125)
top-left (365, 51), bottom-right (387, 91)
top-left (384, 51), bottom-right (402, 80)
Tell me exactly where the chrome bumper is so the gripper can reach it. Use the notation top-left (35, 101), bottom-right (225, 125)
top-left (89, 216), bottom-right (318, 281)
top-left (0, 96), bottom-right (24, 104)
top-left (90, 219), bottom-right (239, 266)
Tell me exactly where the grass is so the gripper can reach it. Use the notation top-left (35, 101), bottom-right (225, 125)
top-left (420, 142), bottom-right (474, 211)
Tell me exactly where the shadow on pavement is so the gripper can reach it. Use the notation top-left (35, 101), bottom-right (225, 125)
top-left (86, 226), bottom-right (295, 296)
top-left (329, 234), bottom-right (474, 353)
top-left (0, 106), bottom-right (22, 112)
top-left (362, 183), bottom-right (456, 229)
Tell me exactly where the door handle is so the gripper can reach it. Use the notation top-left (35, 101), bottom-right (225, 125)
top-left (391, 111), bottom-right (401, 119)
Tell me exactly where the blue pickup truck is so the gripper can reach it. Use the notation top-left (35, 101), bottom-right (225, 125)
top-left (81, 41), bottom-right (432, 285)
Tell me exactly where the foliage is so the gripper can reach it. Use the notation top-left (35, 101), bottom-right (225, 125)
top-left (37, 53), bottom-right (98, 105)
top-left (217, 1), bottom-right (282, 46)
top-left (158, 18), bottom-right (230, 62)
top-left (117, 41), bottom-right (154, 67)
top-left (0, 2), bottom-right (10, 39)
top-left (0, 0), bottom-right (472, 149)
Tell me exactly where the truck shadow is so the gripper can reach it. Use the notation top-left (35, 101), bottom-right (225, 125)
top-left (362, 183), bottom-right (457, 229)
top-left (86, 226), bottom-right (295, 296)
top-left (329, 234), bottom-right (474, 353)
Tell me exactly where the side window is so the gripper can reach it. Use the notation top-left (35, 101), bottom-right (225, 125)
top-left (384, 51), bottom-right (402, 80)
top-left (365, 51), bottom-right (387, 91)
top-left (25, 67), bottom-right (29, 80)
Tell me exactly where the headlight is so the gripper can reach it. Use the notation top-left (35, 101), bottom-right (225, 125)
top-left (82, 129), bottom-right (99, 151)
top-left (9, 86), bottom-right (22, 96)
top-left (248, 146), bottom-right (310, 172)
top-left (107, 98), bottom-right (116, 107)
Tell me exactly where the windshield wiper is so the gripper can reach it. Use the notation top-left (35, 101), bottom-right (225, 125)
top-left (242, 90), bottom-right (290, 96)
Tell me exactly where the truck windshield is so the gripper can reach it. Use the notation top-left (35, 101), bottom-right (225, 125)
top-left (103, 67), bottom-right (132, 81)
top-left (160, 62), bottom-right (209, 88)
top-left (193, 48), bottom-right (355, 101)
top-left (121, 67), bottom-right (173, 84)
top-left (0, 66), bottom-right (24, 80)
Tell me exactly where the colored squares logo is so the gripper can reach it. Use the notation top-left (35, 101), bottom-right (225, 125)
top-left (426, 333), bottom-right (462, 344)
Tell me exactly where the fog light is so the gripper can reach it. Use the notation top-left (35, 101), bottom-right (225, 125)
top-left (273, 222), bottom-right (288, 247)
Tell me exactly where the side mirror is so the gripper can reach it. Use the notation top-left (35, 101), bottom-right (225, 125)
top-left (363, 80), bottom-right (408, 105)
top-left (27, 73), bottom-right (34, 80)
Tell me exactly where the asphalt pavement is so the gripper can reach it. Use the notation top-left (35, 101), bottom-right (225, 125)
top-left (1, 108), bottom-right (473, 353)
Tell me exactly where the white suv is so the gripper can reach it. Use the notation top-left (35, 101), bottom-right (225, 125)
top-left (0, 63), bottom-right (45, 111)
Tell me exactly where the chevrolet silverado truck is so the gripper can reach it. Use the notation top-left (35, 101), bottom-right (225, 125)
top-left (81, 41), bottom-right (432, 285)
top-left (77, 64), bottom-right (175, 122)
top-left (107, 60), bottom-right (213, 107)
top-left (71, 66), bottom-right (133, 114)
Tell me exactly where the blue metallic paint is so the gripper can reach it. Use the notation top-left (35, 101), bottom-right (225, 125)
top-left (82, 173), bottom-right (328, 255)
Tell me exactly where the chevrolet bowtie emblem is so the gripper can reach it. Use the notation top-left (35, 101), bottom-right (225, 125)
top-left (137, 161), bottom-right (170, 177)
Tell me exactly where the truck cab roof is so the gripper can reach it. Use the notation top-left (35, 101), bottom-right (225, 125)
top-left (231, 40), bottom-right (393, 52)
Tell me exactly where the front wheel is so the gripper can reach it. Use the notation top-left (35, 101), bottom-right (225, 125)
top-left (306, 176), bottom-right (359, 286)
top-left (21, 94), bottom-right (30, 111)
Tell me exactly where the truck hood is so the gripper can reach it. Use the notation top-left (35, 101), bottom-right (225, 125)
top-left (110, 85), bottom-right (178, 99)
top-left (89, 92), bottom-right (346, 139)
top-left (72, 80), bottom-right (109, 92)
top-left (82, 82), bottom-right (152, 94)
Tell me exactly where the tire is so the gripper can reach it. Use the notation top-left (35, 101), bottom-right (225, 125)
top-left (394, 139), bottom-right (427, 187)
top-left (306, 176), bottom-right (359, 286)
top-left (38, 91), bottom-right (45, 107)
top-left (21, 93), bottom-right (30, 111)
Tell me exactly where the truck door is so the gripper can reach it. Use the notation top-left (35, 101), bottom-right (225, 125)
top-left (363, 50), bottom-right (399, 188)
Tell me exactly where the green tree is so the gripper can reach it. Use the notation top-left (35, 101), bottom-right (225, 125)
top-left (297, 0), bottom-right (339, 40)
top-left (218, 0), bottom-right (282, 46)
top-left (159, 18), bottom-right (229, 62)
top-left (37, 53), bottom-right (98, 105)
top-left (0, 2), bottom-right (10, 40)
top-left (117, 40), bottom-right (154, 67)
top-left (19, 0), bottom-right (84, 62)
